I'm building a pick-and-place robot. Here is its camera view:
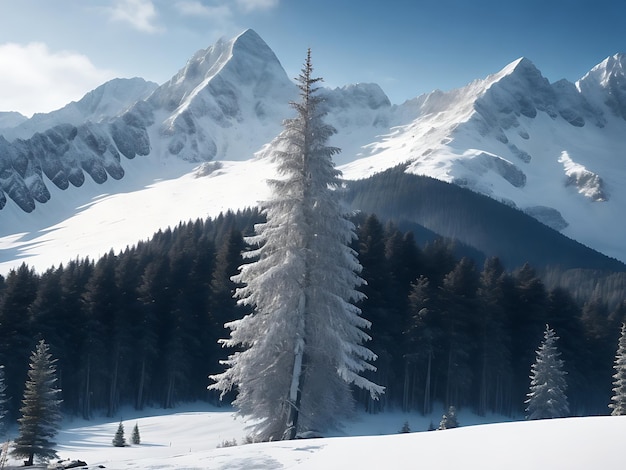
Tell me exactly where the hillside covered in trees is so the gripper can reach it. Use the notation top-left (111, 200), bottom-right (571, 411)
top-left (345, 166), bottom-right (626, 272)
top-left (0, 209), bottom-right (623, 422)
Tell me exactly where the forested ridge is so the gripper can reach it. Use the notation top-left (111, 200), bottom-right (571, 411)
top-left (345, 166), bottom-right (626, 272)
top-left (0, 209), bottom-right (622, 422)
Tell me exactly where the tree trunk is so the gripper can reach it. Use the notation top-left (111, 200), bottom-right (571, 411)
top-left (423, 350), bottom-right (432, 415)
top-left (109, 351), bottom-right (119, 417)
top-left (478, 347), bottom-right (488, 416)
top-left (402, 360), bottom-right (410, 412)
top-left (83, 354), bottom-right (91, 420)
top-left (284, 281), bottom-right (307, 440)
top-left (165, 373), bottom-right (175, 409)
top-left (136, 358), bottom-right (146, 410)
top-left (285, 336), bottom-right (305, 440)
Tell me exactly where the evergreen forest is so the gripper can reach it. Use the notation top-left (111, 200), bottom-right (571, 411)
top-left (0, 209), bottom-right (623, 422)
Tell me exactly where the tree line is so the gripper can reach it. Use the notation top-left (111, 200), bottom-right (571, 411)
top-left (0, 209), bottom-right (623, 421)
top-left (355, 212), bottom-right (624, 416)
top-left (0, 210), bottom-right (256, 421)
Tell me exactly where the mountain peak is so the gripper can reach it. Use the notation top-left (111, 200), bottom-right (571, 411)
top-left (228, 28), bottom-right (287, 80)
top-left (232, 28), bottom-right (266, 50)
top-left (152, 29), bottom-right (289, 111)
top-left (581, 53), bottom-right (626, 86)
top-left (577, 53), bottom-right (626, 120)
top-left (472, 56), bottom-right (553, 127)
top-left (494, 57), bottom-right (544, 84)
top-left (503, 57), bottom-right (536, 73)
top-left (142, 29), bottom-right (295, 161)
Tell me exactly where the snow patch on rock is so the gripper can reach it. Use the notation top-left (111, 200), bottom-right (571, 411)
top-left (558, 151), bottom-right (607, 201)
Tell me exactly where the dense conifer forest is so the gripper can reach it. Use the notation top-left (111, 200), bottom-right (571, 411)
top-left (0, 209), bottom-right (623, 421)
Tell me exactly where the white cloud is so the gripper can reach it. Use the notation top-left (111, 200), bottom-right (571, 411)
top-left (109, 0), bottom-right (161, 33)
top-left (0, 43), bottom-right (117, 117)
top-left (175, 0), bottom-right (279, 18)
top-left (174, 1), bottom-right (232, 19)
top-left (236, 0), bottom-right (279, 12)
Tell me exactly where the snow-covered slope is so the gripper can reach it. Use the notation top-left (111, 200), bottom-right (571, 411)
top-left (0, 29), bottom-right (625, 271)
top-left (2, 404), bottom-right (624, 469)
top-left (0, 155), bottom-right (274, 273)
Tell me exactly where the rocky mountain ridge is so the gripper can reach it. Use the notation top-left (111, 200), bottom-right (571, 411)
top-left (1, 29), bottom-right (625, 263)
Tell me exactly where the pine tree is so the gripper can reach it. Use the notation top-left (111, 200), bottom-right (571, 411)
top-left (210, 50), bottom-right (383, 441)
top-left (609, 323), bottom-right (626, 415)
top-left (525, 325), bottom-right (569, 420)
top-left (112, 420), bottom-right (126, 447)
top-left (131, 422), bottom-right (141, 445)
top-left (11, 340), bottom-right (62, 466)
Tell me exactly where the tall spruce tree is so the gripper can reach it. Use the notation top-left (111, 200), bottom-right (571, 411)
top-left (210, 50), bottom-right (383, 440)
top-left (525, 325), bottom-right (569, 420)
top-left (11, 340), bottom-right (62, 466)
top-left (609, 323), bottom-right (626, 415)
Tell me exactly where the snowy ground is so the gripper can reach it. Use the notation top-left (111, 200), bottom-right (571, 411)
top-left (1, 403), bottom-right (622, 469)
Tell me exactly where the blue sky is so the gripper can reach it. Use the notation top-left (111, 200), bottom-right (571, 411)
top-left (0, 0), bottom-right (624, 116)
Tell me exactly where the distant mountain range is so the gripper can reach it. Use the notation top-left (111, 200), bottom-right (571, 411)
top-left (1, 29), bottom-right (625, 272)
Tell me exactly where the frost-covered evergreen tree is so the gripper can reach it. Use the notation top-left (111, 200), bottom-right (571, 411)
top-left (210, 50), bottom-right (383, 440)
top-left (525, 325), bottom-right (569, 420)
top-left (609, 323), bottom-right (626, 415)
top-left (11, 340), bottom-right (62, 466)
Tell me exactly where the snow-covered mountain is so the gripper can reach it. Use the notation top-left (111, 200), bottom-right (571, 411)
top-left (0, 30), bottom-right (297, 213)
top-left (1, 28), bottom-right (625, 271)
top-left (342, 54), bottom-right (626, 261)
top-left (0, 77), bottom-right (159, 141)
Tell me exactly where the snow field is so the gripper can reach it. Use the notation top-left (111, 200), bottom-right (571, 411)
top-left (2, 403), bottom-right (622, 469)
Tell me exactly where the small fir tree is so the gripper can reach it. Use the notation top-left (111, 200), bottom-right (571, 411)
top-left (11, 340), bottom-right (62, 466)
top-left (438, 405), bottom-right (459, 430)
top-left (525, 325), bottom-right (569, 420)
top-left (609, 323), bottom-right (626, 415)
top-left (112, 421), bottom-right (126, 447)
top-left (131, 422), bottom-right (141, 445)
top-left (400, 421), bottom-right (411, 433)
